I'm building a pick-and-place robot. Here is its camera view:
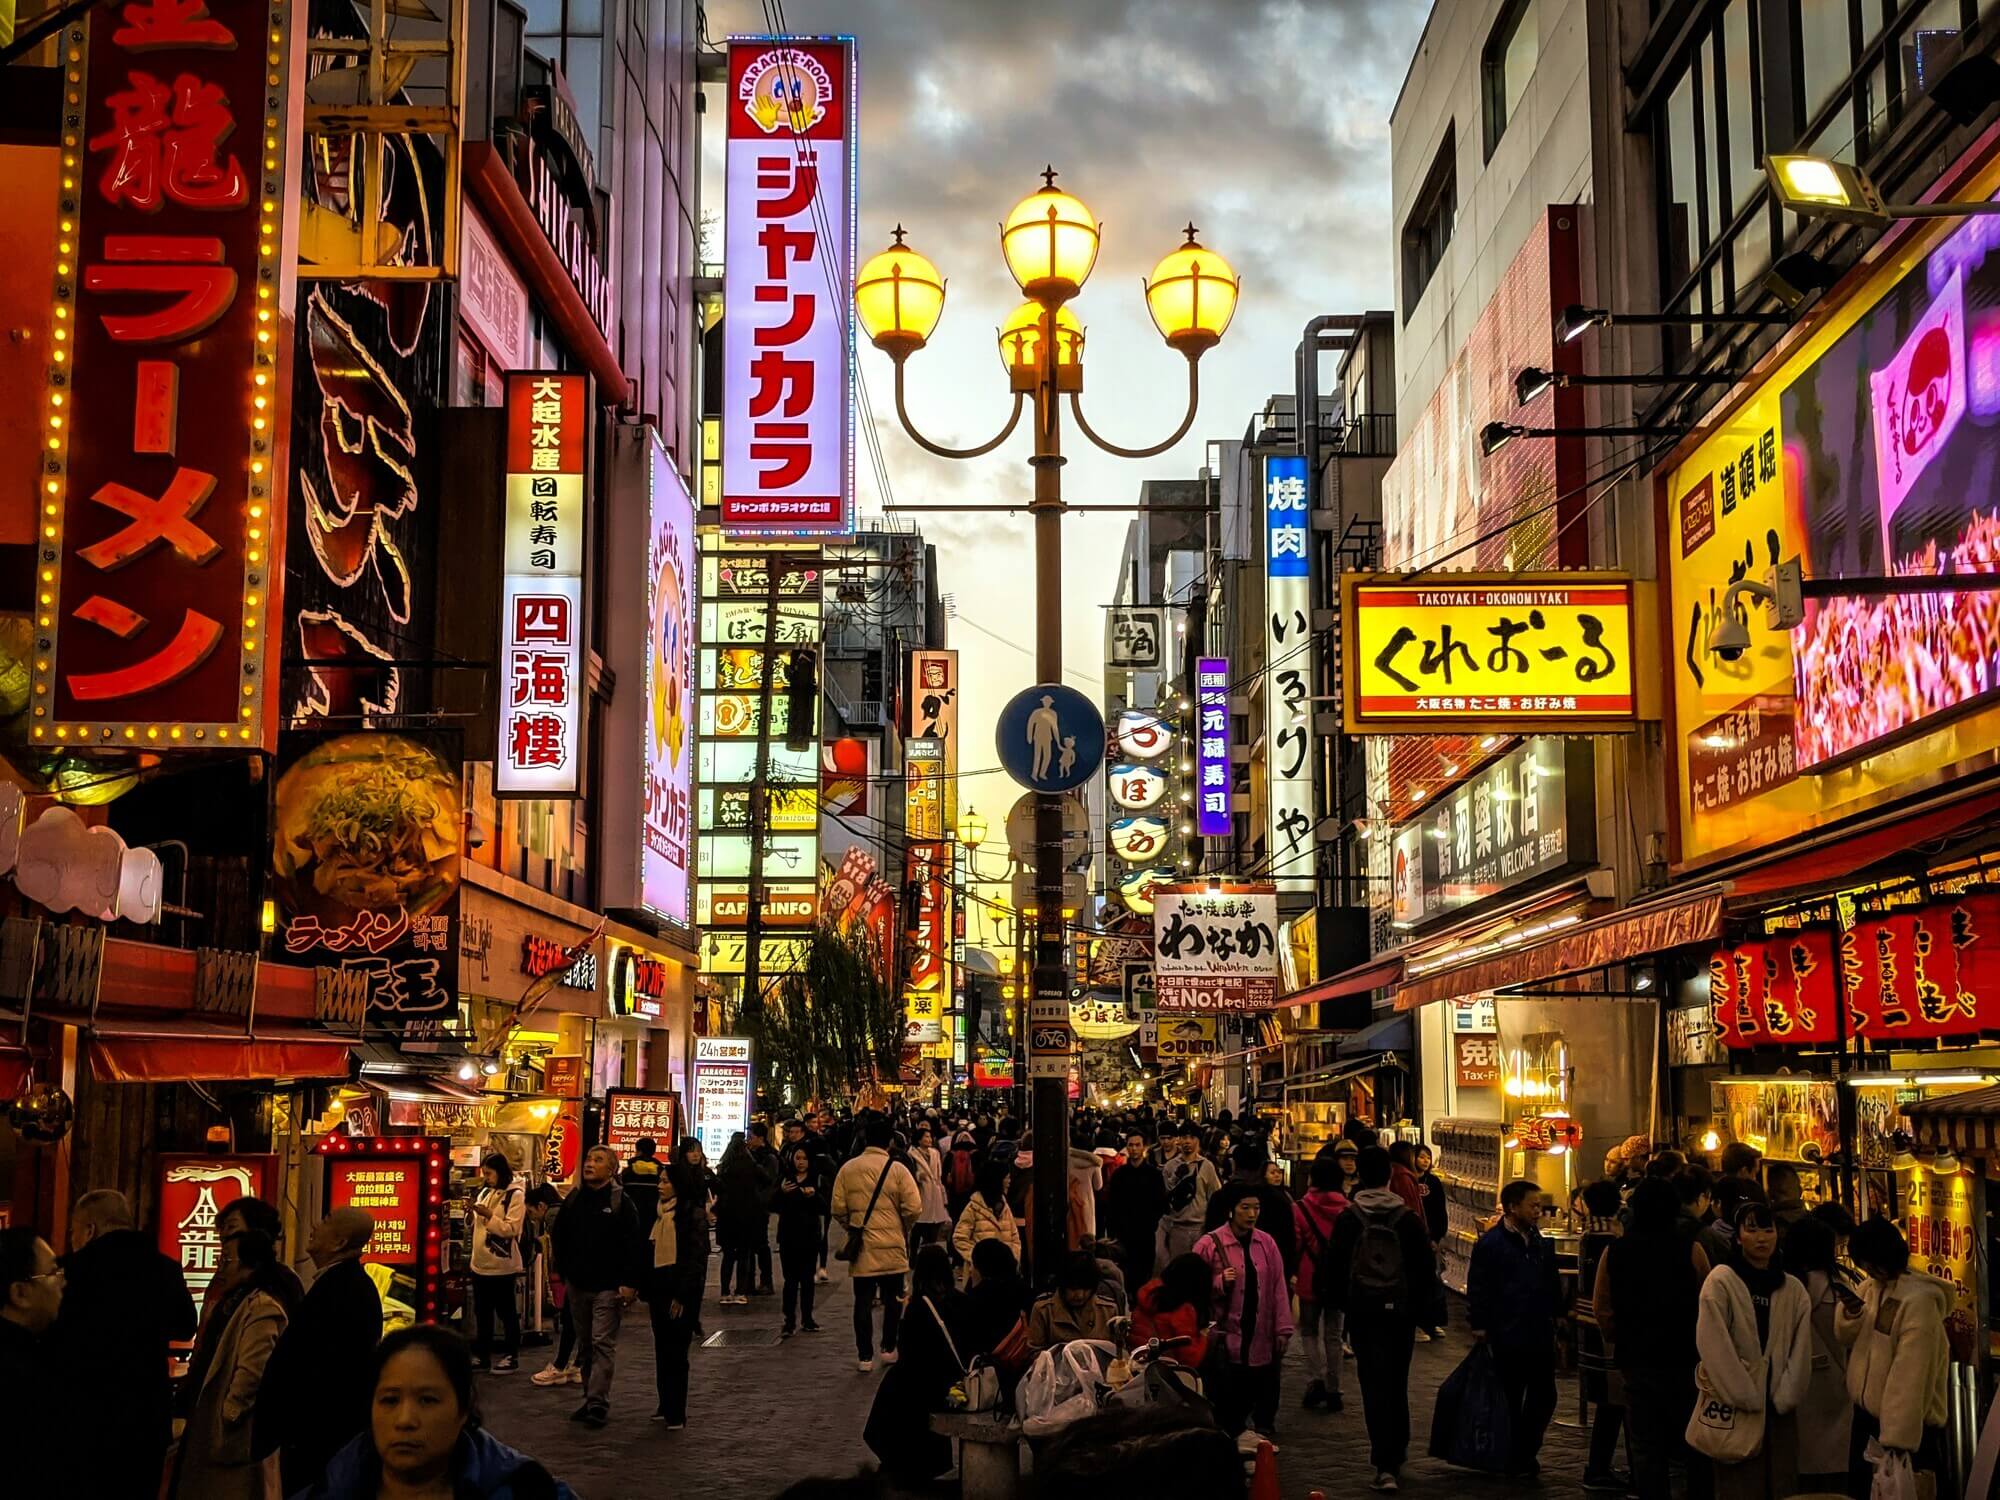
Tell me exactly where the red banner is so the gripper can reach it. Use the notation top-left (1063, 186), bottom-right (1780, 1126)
top-left (36, 0), bottom-right (296, 748)
top-left (1941, 891), bottom-right (2000, 1034)
top-left (1772, 929), bottom-right (1839, 1044)
top-left (155, 1152), bottom-right (275, 1317)
top-left (330, 1154), bottom-right (421, 1265)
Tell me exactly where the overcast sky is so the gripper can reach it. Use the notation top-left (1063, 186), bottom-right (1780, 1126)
top-left (707, 0), bottom-right (1430, 835)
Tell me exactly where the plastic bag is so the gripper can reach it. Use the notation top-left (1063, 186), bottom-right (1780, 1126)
top-left (1427, 1341), bottom-right (1513, 1474)
top-left (1018, 1340), bottom-right (1116, 1438)
top-left (1866, 1438), bottom-right (1919, 1500)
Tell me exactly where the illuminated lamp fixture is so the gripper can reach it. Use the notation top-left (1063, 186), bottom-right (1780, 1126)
top-left (480, 1058), bottom-right (501, 1077)
top-left (998, 300), bottom-right (1084, 386)
top-left (855, 228), bottom-right (946, 360)
top-left (1144, 224), bottom-right (1240, 358)
top-left (1699, 1128), bottom-right (1721, 1153)
top-left (1000, 167), bottom-right (1100, 305)
top-left (1769, 153), bottom-right (2000, 230)
top-left (1555, 302), bottom-right (1787, 346)
top-left (1933, 1147), bottom-right (1961, 1175)
top-left (1479, 420), bottom-right (1681, 458)
top-left (960, 806), bottom-right (988, 850)
top-left (456, 1060), bottom-right (478, 1082)
top-left (260, 899), bottom-right (277, 935)
top-left (1762, 250), bottom-right (1843, 310)
top-left (1514, 365), bottom-right (1738, 405)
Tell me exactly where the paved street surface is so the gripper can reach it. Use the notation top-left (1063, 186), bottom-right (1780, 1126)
top-left (480, 1270), bottom-right (1599, 1500)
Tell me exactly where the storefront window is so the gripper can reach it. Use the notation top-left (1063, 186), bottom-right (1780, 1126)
top-left (1663, 64), bottom-right (1698, 293)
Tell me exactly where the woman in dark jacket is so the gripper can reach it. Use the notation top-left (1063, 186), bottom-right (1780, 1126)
top-left (863, 1245), bottom-right (968, 1483)
top-left (713, 1132), bottom-right (768, 1305)
top-left (647, 1140), bottom-right (714, 1428)
top-left (962, 1237), bottom-right (1030, 1355)
top-left (773, 1143), bottom-right (828, 1337)
top-left (1595, 1176), bottom-right (1702, 1500)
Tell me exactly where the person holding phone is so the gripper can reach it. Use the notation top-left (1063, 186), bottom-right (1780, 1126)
top-left (468, 1153), bottom-right (525, 1373)
top-left (775, 1144), bottom-right (828, 1336)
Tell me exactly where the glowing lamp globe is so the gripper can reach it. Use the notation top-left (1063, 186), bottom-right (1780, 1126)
top-left (997, 301), bottom-right (1084, 374)
top-left (1001, 173), bottom-right (1100, 304)
top-left (855, 230), bottom-right (946, 359)
top-left (1145, 228), bottom-right (1240, 357)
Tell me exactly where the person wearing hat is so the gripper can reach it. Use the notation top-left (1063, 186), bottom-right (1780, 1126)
top-left (621, 1137), bottom-right (664, 1230)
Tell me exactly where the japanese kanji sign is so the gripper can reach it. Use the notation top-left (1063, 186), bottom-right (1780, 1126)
top-left (1152, 882), bottom-right (1280, 1012)
top-left (1263, 455), bottom-right (1314, 893)
top-left (1106, 607), bottom-right (1165, 671)
top-left (36, 0), bottom-right (300, 750)
top-left (722, 39), bottom-right (855, 535)
top-left (1195, 656), bottom-right (1232, 837)
top-left (604, 1088), bottom-right (680, 1159)
top-left (904, 838), bottom-right (950, 998)
top-left (1341, 573), bottom-right (1640, 735)
top-left (498, 372), bottom-right (586, 795)
top-left (156, 1154), bottom-right (275, 1318)
top-left (909, 649), bottom-right (958, 828)
top-left (1453, 1034), bottom-right (1501, 1088)
top-left (273, 729), bottom-right (462, 1022)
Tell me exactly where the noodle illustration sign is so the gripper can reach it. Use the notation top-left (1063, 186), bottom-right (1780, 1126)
top-left (272, 729), bottom-right (462, 1019)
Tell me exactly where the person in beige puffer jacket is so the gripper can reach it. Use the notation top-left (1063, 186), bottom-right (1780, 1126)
top-left (1835, 1216), bottom-right (1952, 1485)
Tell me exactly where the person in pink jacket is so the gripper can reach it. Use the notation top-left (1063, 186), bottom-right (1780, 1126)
top-left (1291, 1156), bottom-right (1349, 1412)
top-left (1197, 1193), bottom-right (1295, 1439)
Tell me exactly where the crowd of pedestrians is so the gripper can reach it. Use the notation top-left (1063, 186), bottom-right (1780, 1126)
top-left (0, 1101), bottom-right (1965, 1498)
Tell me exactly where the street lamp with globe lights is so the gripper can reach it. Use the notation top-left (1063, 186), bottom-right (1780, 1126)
top-left (855, 166), bottom-right (1238, 1284)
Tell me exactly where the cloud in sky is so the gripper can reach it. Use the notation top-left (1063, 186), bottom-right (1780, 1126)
top-left (708, 0), bottom-right (1428, 842)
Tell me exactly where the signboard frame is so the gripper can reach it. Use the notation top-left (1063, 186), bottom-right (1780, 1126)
top-left (317, 1133), bottom-right (448, 1324)
top-left (691, 1036), bottom-right (753, 1161)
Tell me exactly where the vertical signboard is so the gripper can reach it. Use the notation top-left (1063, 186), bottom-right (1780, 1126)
top-left (692, 1037), bottom-right (753, 1160)
top-left (721, 38), bottom-right (856, 535)
top-left (499, 372), bottom-right (586, 795)
top-left (157, 1154), bottom-right (276, 1319)
top-left (273, 729), bottom-right (462, 1021)
top-left (34, 0), bottom-right (300, 751)
top-left (909, 649), bottom-right (958, 829)
top-left (643, 439), bottom-right (697, 923)
top-left (1263, 455), bottom-right (1313, 892)
top-left (906, 734), bottom-right (944, 839)
top-left (1195, 656), bottom-right (1231, 837)
top-left (319, 1134), bottom-right (448, 1323)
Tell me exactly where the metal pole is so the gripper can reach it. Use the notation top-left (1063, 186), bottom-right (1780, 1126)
top-left (1030, 305), bottom-right (1070, 1288)
top-left (740, 565), bottom-right (783, 1095)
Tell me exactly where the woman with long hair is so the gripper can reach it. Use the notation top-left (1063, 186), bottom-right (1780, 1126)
top-left (173, 1229), bottom-right (296, 1499)
top-left (1595, 1176), bottom-right (1703, 1500)
top-left (909, 1123), bottom-right (952, 1251)
top-left (290, 1326), bottom-right (579, 1498)
top-left (713, 1131), bottom-right (768, 1306)
top-left (1783, 1213), bottom-right (1857, 1492)
top-left (649, 1136), bottom-right (714, 1428)
top-left (774, 1142), bottom-right (828, 1337)
top-left (1692, 1201), bottom-right (1813, 1498)
top-left (469, 1151), bottom-right (526, 1372)
top-left (863, 1244), bottom-right (967, 1484)
top-left (950, 1158), bottom-right (1019, 1275)
top-left (1133, 1250), bottom-right (1213, 1369)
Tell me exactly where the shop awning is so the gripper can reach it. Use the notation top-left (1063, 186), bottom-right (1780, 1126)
top-left (1283, 1054), bottom-right (1401, 1094)
top-left (1274, 954), bottom-right (1404, 1010)
top-left (1393, 886), bottom-right (1729, 1011)
top-left (87, 1019), bottom-right (354, 1083)
top-left (1722, 787), bottom-right (2000, 900)
top-left (1903, 1084), bottom-right (2000, 1154)
top-left (1337, 1010), bottom-right (1413, 1058)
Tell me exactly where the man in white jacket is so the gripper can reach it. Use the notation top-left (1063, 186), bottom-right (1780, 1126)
top-left (1837, 1215), bottom-right (1953, 1484)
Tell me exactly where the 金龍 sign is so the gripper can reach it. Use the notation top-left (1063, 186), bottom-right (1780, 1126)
top-left (1152, 882), bottom-right (1280, 1012)
top-left (1195, 657), bottom-right (1232, 837)
top-left (721, 39), bottom-right (855, 535)
top-left (692, 1038), bottom-right (752, 1161)
top-left (157, 1153), bottom-right (275, 1317)
top-left (35, 0), bottom-right (301, 750)
top-left (1263, 456), bottom-right (1314, 893)
top-left (499, 372), bottom-right (587, 795)
top-left (1341, 573), bottom-right (1640, 735)
top-left (604, 1088), bottom-right (680, 1158)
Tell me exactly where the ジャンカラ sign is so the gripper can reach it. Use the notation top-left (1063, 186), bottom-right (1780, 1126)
top-left (1341, 573), bottom-right (1640, 735)
top-left (1152, 882), bottom-right (1281, 1012)
top-left (498, 372), bottom-right (587, 795)
top-left (35, 0), bottom-right (301, 751)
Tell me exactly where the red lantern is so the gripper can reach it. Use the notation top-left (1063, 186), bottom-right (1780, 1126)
top-left (1936, 892), bottom-right (2000, 1035)
top-left (1773, 929), bottom-right (1839, 1044)
top-left (1709, 945), bottom-right (1742, 1050)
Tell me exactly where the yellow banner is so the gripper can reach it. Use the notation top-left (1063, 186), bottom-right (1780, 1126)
top-left (1342, 573), bottom-right (1638, 734)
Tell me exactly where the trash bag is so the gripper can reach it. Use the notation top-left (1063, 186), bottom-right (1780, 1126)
top-left (1427, 1341), bottom-right (1513, 1474)
top-left (1866, 1438), bottom-right (1922, 1500)
top-left (1018, 1340), bottom-right (1117, 1438)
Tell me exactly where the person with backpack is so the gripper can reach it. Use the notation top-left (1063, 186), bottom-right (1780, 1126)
top-left (1159, 1124), bottom-right (1222, 1265)
top-left (1195, 1192), bottom-right (1294, 1441)
top-left (1291, 1153), bottom-right (1350, 1413)
top-left (1467, 1179), bottom-right (1563, 1481)
top-left (946, 1127), bottom-right (979, 1223)
top-left (1321, 1145), bottom-right (1435, 1492)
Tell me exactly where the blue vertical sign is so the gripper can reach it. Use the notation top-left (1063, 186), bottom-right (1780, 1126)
top-left (1263, 455), bottom-right (1314, 893)
top-left (1195, 656), bottom-right (1231, 837)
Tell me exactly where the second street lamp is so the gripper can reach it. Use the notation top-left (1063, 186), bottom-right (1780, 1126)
top-left (856, 167), bottom-right (1237, 1285)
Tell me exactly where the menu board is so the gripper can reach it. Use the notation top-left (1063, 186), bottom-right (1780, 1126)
top-left (330, 1156), bottom-right (422, 1265)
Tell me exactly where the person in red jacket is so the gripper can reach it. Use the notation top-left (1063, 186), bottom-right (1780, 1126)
top-left (1131, 1251), bottom-right (1212, 1370)
top-left (1292, 1155), bottom-right (1350, 1412)
top-left (1387, 1140), bottom-right (1426, 1218)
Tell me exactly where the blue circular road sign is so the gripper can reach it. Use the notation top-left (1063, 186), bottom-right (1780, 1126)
top-left (996, 682), bottom-right (1105, 793)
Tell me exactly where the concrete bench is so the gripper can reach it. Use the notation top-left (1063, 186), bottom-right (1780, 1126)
top-left (930, 1411), bottom-right (1024, 1500)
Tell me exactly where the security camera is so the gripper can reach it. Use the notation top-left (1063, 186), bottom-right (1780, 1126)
top-left (1708, 610), bottom-right (1753, 662)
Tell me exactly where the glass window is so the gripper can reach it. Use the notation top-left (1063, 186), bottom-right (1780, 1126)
top-left (1700, 33), bottom-right (1724, 249)
top-left (1733, 199), bottom-right (1772, 301)
top-left (1481, 0), bottom-right (1537, 159)
top-left (1797, 0), bottom-right (1854, 134)
top-left (1663, 64), bottom-right (1698, 291)
top-left (1401, 127), bottom-right (1456, 319)
top-left (1722, 0), bottom-right (1759, 210)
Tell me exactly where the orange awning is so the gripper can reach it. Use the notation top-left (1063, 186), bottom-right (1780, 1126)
top-left (87, 1018), bottom-right (352, 1083)
top-left (1722, 786), bottom-right (2000, 900)
top-left (1273, 955), bottom-right (1404, 1010)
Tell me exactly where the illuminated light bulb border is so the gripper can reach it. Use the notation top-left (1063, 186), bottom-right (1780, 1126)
top-left (32, 0), bottom-right (293, 751)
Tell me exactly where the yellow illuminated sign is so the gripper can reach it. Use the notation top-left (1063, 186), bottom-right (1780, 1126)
top-left (1341, 572), bottom-right (1641, 734)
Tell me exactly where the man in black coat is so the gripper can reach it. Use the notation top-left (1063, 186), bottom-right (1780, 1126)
top-left (56, 1189), bottom-right (197, 1498)
top-left (1, 1227), bottom-right (65, 1495)
top-left (1202, 1140), bottom-right (1298, 1274)
top-left (256, 1207), bottom-right (383, 1493)
top-left (1102, 1128), bottom-right (1168, 1285)
top-left (551, 1145), bottom-right (646, 1426)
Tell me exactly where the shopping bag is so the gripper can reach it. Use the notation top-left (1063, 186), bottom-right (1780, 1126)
top-left (1866, 1438), bottom-right (1921, 1500)
top-left (1427, 1341), bottom-right (1512, 1474)
top-left (1018, 1340), bottom-right (1116, 1438)
top-left (1684, 1359), bottom-right (1766, 1465)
